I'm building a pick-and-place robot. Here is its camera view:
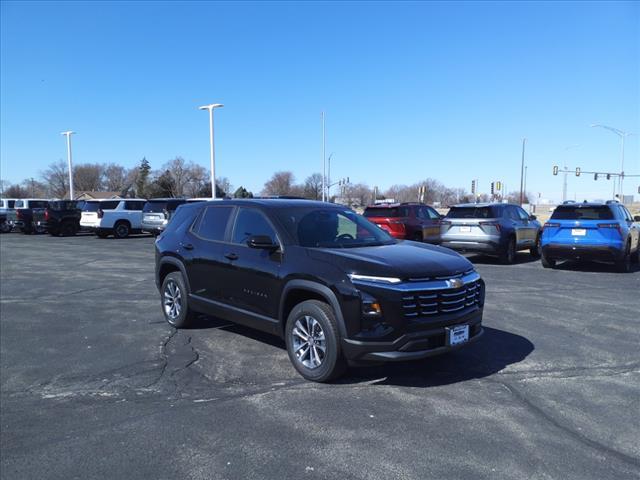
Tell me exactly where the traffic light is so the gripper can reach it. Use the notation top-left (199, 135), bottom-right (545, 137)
top-left (491, 182), bottom-right (495, 195)
top-left (594, 173), bottom-right (598, 180)
top-left (471, 180), bottom-right (476, 195)
top-left (553, 166), bottom-right (559, 175)
top-left (496, 181), bottom-right (502, 191)
top-left (606, 173), bottom-right (611, 180)
top-left (575, 167), bottom-right (581, 177)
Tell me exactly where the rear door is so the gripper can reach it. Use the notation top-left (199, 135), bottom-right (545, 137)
top-left (185, 205), bottom-right (235, 303)
top-left (124, 200), bottom-right (145, 228)
top-left (418, 206), bottom-right (441, 243)
top-left (220, 207), bottom-right (283, 319)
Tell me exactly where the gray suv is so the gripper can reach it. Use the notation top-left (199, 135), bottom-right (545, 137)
top-left (440, 203), bottom-right (542, 264)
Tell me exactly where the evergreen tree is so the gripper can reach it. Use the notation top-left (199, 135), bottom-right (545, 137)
top-left (135, 157), bottom-right (151, 198)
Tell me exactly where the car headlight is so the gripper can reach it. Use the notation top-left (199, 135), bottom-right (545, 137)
top-left (348, 274), bottom-right (402, 284)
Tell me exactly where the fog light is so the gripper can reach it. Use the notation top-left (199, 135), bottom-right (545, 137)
top-left (363, 300), bottom-right (382, 317)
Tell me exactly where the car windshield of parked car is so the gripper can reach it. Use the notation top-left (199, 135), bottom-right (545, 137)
top-left (551, 206), bottom-right (613, 220)
top-left (276, 207), bottom-right (395, 248)
top-left (446, 207), bottom-right (496, 219)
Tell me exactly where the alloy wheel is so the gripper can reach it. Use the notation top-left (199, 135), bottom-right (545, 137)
top-left (291, 315), bottom-right (326, 369)
top-left (163, 280), bottom-right (182, 320)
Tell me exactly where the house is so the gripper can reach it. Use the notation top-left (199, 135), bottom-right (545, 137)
top-left (75, 191), bottom-right (123, 201)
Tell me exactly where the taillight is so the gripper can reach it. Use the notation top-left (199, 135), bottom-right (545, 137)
top-left (597, 223), bottom-right (622, 235)
top-left (16, 210), bottom-right (22, 219)
top-left (480, 221), bottom-right (501, 232)
top-left (44, 209), bottom-right (50, 221)
top-left (387, 220), bottom-right (406, 233)
top-left (97, 209), bottom-right (104, 219)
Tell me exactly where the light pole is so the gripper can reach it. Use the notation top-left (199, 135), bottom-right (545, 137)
top-left (199, 103), bottom-right (224, 199)
top-left (563, 145), bottom-right (579, 202)
top-left (321, 112), bottom-right (326, 202)
top-left (591, 124), bottom-right (633, 199)
top-left (519, 138), bottom-right (526, 205)
top-left (61, 131), bottom-right (75, 200)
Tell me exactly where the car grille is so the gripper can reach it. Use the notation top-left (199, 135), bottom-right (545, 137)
top-left (401, 279), bottom-right (482, 318)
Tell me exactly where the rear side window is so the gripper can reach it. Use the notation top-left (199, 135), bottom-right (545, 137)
top-left (551, 206), bottom-right (613, 220)
top-left (29, 201), bottom-right (49, 209)
top-left (418, 206), bottom-right (440, 220)
top-left (14, 200), bottom-right (25, 208)
top-left (446, 207), bottom-right (496, 219)
top-left (124, 201), bottom-right (145, 211)
top-left (195, 206), bottom-right (234, 242)
top-left (50, 201), bottom-right (77, 210)
top-left (231, 208), bottom-right (278, 245)
top-left (364, 207), bottom-right (400, 217)
top-left (83, 200), bottom-right (120, 211)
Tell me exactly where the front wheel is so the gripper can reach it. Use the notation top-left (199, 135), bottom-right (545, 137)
top-left (530, 235), bottom-right (541, 258)
top-left (285, 300), bottom-right (346, 382)
top-left (161, 271), bottom-right (196, 328)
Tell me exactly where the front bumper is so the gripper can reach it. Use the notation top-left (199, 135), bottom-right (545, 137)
top-left (342, 309), bottom-right (483, 362)
top-left (542, 244), bottom-right (623, 262)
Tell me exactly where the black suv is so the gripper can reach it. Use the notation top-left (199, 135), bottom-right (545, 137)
top-left (155, 200), bottom-right (485, 382)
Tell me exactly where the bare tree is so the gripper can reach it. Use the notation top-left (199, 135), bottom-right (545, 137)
top-left (41, 160), bottom-right (69, 198)
top-left (103, 164), bottom-right (128, 192)
top-left (303, 173), bottom-right (323, 200)
top-left (73, 163), bottom-right (104, 192)
top-left (263, 171), bottom-right (295, 196)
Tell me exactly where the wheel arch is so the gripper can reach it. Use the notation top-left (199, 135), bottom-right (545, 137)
top-left (157, 257), bottom-right (191, 294)
top-left (279, 280), bottom-right (347, 338)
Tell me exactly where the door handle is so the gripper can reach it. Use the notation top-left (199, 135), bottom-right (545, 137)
top-left (225, 252), bottom-right (239, 261)
top-left (182, 243), bottom-right (194, 250)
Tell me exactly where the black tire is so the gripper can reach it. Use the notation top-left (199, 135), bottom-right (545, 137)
top-left (530, 235), bottom-right (541, 258)
top-left (60, 222), bottom-right (77, 237)
top-left (632, 242), bottom-right (640, 265)
top-left (49, 229), bottom-right (60, 237)
top-left (160, 271), bottom-right (197, 328)
top-left (113, 221), bottom-right (130, 239)
top-left (541, 253), bottom-right (556, 269)
top-left (285, 299), bottom-right (346, 382)
top-left (500, 237), bottom-right (516, 264)
top-left (21, 227), bottom-right (33, 235)
top-left (0, 222), bottom-right (11, 233)
top-left (615, 242), bottom-right (632, 273)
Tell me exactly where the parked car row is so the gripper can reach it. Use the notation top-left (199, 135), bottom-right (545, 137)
top-left (0, 197), bottom-right (208, 238)
top-left (362, 201), bottom-right (640, 272)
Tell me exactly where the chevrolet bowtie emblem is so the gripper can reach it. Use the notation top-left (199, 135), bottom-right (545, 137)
top-left (448, 278), bottom-right (464, 289)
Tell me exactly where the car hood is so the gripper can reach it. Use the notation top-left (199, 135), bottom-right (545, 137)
top-left (307, 241), bottom-right (474, 279)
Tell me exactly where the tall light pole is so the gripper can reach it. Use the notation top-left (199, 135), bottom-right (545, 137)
top-left (519, 138), bottom-right (526, 205)
top-left (563, 145), bottom-right (579, 202)
top-left (61, 131), bottom-right (75, 200)
top-left (591, 124), bottom-right (633, 199)
top-left (199, 103), bottom-right (224, 199)
top-left (321, 111), bottom-right (326, 202)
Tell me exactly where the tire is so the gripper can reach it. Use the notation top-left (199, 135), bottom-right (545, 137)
top-left (60, 222), bottom-right (77, 237)
top-left (615, 242), bottom-right (632, 273)
top-left (500, 237), bottom-right (516, 264)
top-left (413, 232), bottom-right (423, 242)
top-left (113, 221), bottom-right (131, 239)
top-left (0, 222), bottom-right (12, 233)
top-left (541, 253), bottom-right (556, 269)
top-left (634, 243), bottom-right (640, 265)
top-left (161, 271), bottom-right (196, 328)
top-left (285, 299), bottom-right (346, 382)
top-left (49, 229), bottom-right (60, 237)
top-left (530, 235), bottom-right (541, 258)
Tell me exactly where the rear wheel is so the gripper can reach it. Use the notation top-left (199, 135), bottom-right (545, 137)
top-left (161, 272), bottom-right (196, 328)
top-left (285, 300), bottom-right (346, 382)
top-left (113, 221), bottom-right (130, 239)
top-left (541, 253), bottom-right (556, 269)
top-left (615, 243), bottom-right (632, 273)
top-left (60, 221), bottom-right (77, 236)
top-left (530, 235), bottom-right (541, 258)
top-left (500, 237), bottom-right (516, 264)
top-left (0, 221), bottom-right (11, 233)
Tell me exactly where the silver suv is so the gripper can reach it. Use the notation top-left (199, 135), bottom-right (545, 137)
top-left (440, 203), bottom-right (542, 264)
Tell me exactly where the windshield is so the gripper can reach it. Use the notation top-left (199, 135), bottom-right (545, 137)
top-left (446, 206), bottom-right (496, 219)
top-left (551, 205), bottom-right (613, 220)
top-left (275, 207), bottom-right (395, 248)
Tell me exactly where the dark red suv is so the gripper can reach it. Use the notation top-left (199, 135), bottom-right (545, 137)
top-left (363, 203), bottom-right (443, 243)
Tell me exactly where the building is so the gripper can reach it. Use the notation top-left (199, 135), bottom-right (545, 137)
top-left (74, 191), bottom-right (123, 201)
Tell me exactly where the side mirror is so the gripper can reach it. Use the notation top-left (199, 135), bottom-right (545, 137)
top-left (634, 216), bottom-right (640, 222)
top-left (529, 215), bottom-right (537, 221)
top-left (247, 235), bottom-right (278, 250)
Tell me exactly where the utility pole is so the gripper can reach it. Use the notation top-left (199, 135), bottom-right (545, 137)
top-left (591, 124), bottom-right (633, 199)
top-left (519, 138), bottom-right (526, 205)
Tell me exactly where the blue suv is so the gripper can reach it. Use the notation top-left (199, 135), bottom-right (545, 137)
top-left (541, 201), bottom-right (640, 272)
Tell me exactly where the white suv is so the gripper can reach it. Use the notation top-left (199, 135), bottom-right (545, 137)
top-left (80, 199), bottom-right (147, 238)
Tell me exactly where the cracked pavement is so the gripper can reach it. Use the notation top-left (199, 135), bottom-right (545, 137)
top-left (1, 233), bottom-right (639, 479)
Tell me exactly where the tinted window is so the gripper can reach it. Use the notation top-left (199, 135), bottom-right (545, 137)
top-left (516, 207), bottom-right (530, 221)
top-left (551, 206), bottom-right (614, 220)
top-left (83, 201), bottom-right (120, 211)
top-left (275, 207), bottom-right (394, 248)
top-left (231, 208), bottom-right (277, 245)
top-left (7, 200), bottom-right (15, 208)
top-left (419, 206), bottom-right (440, 220)
top-left (125, 201), bottom-right (145, 211)
top-left (143, 201), bottom-right (169, 213)
top-left (195, 206), bottom-right (233, 241)
top-left (446, 207), bottom-right (496, 219)
top-left (49, 201), bottom-right (77, 210)
top-left (364, 207), bottom-right (399, 217)
top-left (29, 201), bottom-right (49, 209)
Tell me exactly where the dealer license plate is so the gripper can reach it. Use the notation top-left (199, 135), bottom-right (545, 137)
top-left (447, 324), bottom-right (469, 346)
top-left (572, 228), bottom-right (586, 236)
top-left (459, 226), bottom-right (471, 233)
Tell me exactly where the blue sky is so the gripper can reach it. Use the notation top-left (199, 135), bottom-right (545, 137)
top-left (1, 1), bottom-right (638, 201)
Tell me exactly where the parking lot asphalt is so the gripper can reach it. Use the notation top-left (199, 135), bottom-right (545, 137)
top-left (1, 233), bottom-right (639, 480)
